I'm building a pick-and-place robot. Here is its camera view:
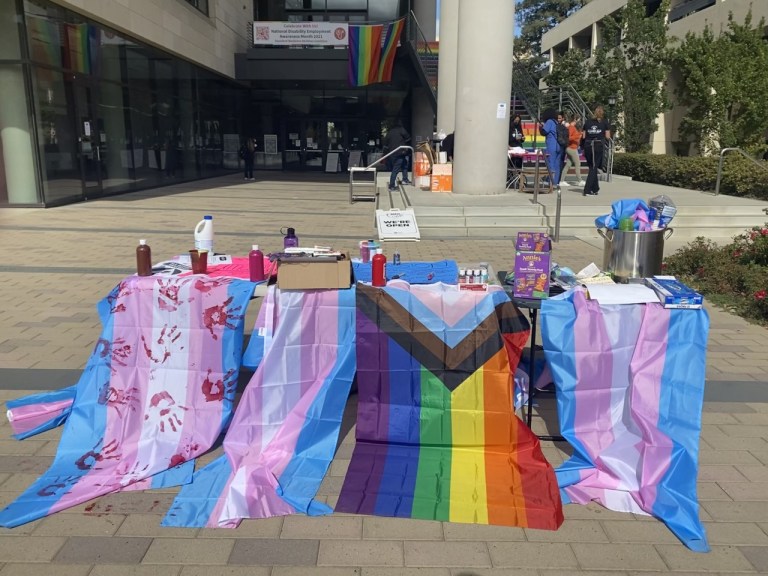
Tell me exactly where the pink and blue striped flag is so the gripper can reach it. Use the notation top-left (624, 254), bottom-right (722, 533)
top-left (541, 288), bottom-right (710, 552)
top-left (163, 286), bottom-right (356, 527)
top-left (0, 275), bottom-right (255, 528)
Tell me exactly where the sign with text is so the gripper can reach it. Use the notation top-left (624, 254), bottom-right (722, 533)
top-left (376, 208), bottom-right (421, 241)
top-left (252, 21), bottom-right (349, 46)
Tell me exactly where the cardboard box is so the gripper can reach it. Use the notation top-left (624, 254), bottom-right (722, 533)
top-left (431, 163), bottom-right (452, 193)
top-left (277, 259), bottom-right (351, 290)
top-left (513, 232), bottom-right (552, 299)
top-left (644, 276), bottom-right (703, 308)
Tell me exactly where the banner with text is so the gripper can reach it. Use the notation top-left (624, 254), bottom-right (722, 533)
top-left (252, 21), bottom-right (349, 46)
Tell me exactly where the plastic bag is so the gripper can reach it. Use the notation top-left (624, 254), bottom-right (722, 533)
top-left (648, 195), bottom-right (677, 229)
top-left (595, 199), bottom-right (649, 229)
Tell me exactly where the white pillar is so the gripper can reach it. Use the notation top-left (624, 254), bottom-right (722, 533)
top-left (0, 66), bottom-right (38, 204)
top-left (452, 0), bottom-right (514, 195)
top-left (413, 0), bottom-right (437, 42)
top-left (436, 0), bottom-right (458, 135)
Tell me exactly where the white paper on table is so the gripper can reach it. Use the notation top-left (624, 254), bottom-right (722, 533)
top-left (577, 262), bottom-right (602, 278)
top-left (586, 283), bottom-right (660, 305)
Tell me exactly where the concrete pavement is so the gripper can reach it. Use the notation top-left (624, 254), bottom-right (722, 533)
top-left (0, 173), bottom-right (767, 574)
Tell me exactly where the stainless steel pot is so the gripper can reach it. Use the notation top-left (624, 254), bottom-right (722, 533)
top-left (597, 227), bottom-right (674, 282)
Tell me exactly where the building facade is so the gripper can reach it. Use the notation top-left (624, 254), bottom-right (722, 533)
top-left (540, 0), bottom-right (768, 154)
top-left (0, 0), bottom-right (439, 207)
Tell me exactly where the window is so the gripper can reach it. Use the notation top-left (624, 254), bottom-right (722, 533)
top-left (185, 0), bottom-right (208, 16)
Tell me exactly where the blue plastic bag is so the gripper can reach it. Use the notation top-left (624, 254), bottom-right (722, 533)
top-left (595, 199), bottom-right (649, 229)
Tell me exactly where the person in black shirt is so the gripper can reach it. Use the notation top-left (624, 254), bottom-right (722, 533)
top-left (508, 115), bottom-right (525, 170)
top-left (441, 132), bottom-right (455, 162)
top-left (383, 120), bottom-right (411, 191)
top-left (581, 105), bottom-right (611, 196)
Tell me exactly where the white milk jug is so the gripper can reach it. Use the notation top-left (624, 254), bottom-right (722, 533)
top-left (194, 215), bottom-right (214, 253)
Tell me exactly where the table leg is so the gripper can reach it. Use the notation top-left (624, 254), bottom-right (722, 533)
top-left (525, 308), bottom-right (565, 442)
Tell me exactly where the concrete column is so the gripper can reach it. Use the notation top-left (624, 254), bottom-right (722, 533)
top-left (0, 66), bottom-right (39, 204)
top-left (436, 0), bottom-right (458, 135)
top-left (412, 0), bottom-right (437, 42)
top-left (452, 0), bottom-right (514, 195)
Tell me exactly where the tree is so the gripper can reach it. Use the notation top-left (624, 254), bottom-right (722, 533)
top-left (546, 0), bottom-right (670, 152)
top-left (515, 0), bottom-right (589, 73)
top-left (672, 11), bottom-right (768, 154)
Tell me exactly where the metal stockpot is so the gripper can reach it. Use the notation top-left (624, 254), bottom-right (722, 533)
top-left (597, 227), bottom-right (674, 282)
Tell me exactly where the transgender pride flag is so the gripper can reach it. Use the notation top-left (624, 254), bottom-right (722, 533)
top-left (163, 286), bottom-right (356, 527)
top-left (541, 288), bottom-right (710, 552)
top-left (0, 275), bottom-right (254, 528)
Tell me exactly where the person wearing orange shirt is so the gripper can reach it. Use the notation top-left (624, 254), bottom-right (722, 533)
top-left (562, 114), bottom-right (585, 186)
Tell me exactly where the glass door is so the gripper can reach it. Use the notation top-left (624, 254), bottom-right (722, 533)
top-left (282, 119), bottom-right (327, 171)
top-left (71, 81), bottom-right (105, 198)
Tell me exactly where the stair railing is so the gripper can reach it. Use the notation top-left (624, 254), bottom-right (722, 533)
top-left (406, 11), bottom-right (437, 100)
top-left (715, 147), bottom-right (768, 195)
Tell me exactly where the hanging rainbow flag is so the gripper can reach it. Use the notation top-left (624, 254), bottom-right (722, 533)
top-left (541, 289), bottom-right (710, 552)
top-left (163, 286), bottom-right (357, 527)
top-left (64, 23), bottom-right (90, 74)
top-left (0, 276), bottom-right (255, 528)
top-left (336, 282), bottom-right (564, 530)
top-left (377, 18), bottom-right (404, 83)
top-left (348, 23), bottom-right (383, 86)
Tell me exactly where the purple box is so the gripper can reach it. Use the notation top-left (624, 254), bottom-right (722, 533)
top-left (515, 232), bottom-right (551, 252)
top-left (513, 250), bottom-right (551, 299)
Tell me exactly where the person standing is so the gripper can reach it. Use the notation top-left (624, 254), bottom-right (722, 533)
top-left (582, 106), bottom-right (611, 196)
top-left (383, 120), bottom-right (411, 191)
top-left (508, 115), bottom-right (525, 170)
top-left (540, 108), bottom-right (562, 191)
top-left (562, 114), bottom-right (585, 186)
top-left (241, 137), bottom-right (256, 180)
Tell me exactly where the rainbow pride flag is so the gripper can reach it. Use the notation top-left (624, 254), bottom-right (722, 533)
top-left (163, 286), bottom-right (356, 527)
top-left (348, 23), bottom-right (383, 86)
top-left (0, 276), bottom-right (255, 528)
top-left (377, 18), bottom-right (404, 83)
top-left (541, 288), bottom-right (710, 552)
top-left (336, 282), bottom-right (563, 530)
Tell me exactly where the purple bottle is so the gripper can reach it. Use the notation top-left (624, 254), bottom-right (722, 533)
top-left (283, 227), bottom-right (299, 249)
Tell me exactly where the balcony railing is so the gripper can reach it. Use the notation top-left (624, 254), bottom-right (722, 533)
top-left (669, 0), bottom-right (716, 23)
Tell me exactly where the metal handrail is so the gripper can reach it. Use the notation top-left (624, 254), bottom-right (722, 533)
top-left (715, 147), bottom-right (768, 195)
top-left (365, 145), bottom-right (414, 171)
top-left (604, 138), bottom-right (615, 183)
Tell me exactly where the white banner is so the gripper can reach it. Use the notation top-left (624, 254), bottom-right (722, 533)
top-left (376, 209), bottom-right (421, 241)
top-left (252, 21), bottom-right (349, 46)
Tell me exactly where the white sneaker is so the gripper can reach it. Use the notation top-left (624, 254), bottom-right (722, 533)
top-left (577, 180), bottom-right (586, 186)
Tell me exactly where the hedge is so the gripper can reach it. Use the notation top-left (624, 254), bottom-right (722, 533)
top-left (613, 153), bottom-right (768, 201)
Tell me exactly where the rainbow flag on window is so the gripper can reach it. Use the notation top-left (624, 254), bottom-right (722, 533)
top-left (348, 23), bottom-right (383, 87)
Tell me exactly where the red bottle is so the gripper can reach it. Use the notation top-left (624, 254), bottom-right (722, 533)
top-left (249, 244), bottom-right (265, 282)
top-left (136, 239), bottom-right (152, 277)
top-left (372, 248), bottom-right (387, 287)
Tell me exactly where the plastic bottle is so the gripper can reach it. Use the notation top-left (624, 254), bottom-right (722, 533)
top-left (194, 215), bottom-right (214, 253)
top-left (372, 248), bottom-right (387, 287)
top-left (360, 240), bottom-right (370, 263)
top-left (283, 227), bottom-right (299, 249)
top-left (249, 244), bottom-right (265, 282)
top-left (136, 239), bottom-right (152, 277)
top-left (393, 250), bottom-right (401, 265)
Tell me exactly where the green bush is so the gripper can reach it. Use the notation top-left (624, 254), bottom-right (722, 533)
top-left (663, 224), bottom-right (768, 325)
top-left (613, 153), bottom-right (768, 200)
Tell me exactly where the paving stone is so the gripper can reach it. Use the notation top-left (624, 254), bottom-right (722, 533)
top-left (655, 544), bottom-right (756, 572)
top-left (539, 572), bottom-right (627, 576)
top-left (698, 449), bottom-right (763, 466)
top-left (697, 482), bottom-right (732, 500)
top-left (89, 566), bottom-right (182, 576)
top-left (273, 569), bottom-right (359, 576)
top-left (33, 513), bottom-right (125, 536)
top-left (0, 440), bottom-right (46, 456)
top-left (197, 516), bottom-right (283, 539)
top-left (0, 456), bottom-right (53, 474)
top-left (570, 543), bottom-right (666, 571)
top-left (600, 518), bottom-right (680, 544)
top-left (363, 569), bottom-right (449, 576)
top-left (318, 540), bottom-right (402, 567)
top-left (329, 458), bottom-right (350, 476)
top-left (115, 514), bottom-right (198, 538)
top-left (525, 519), bottom-right (607, 542)
top-left (561, 503), bottom-right (635, 522)
top-left (0, 518), bottom-right (42, 537)
top-left (718, 481), bottom-right (768, 501)
top-left (363, 517), bottom-right (443, 541)
top-left (0, 536), bottom-right (62, 563)
top-left (719, 424), bottom-right (768, 438)
top-left (404, 541), bottom-right (489, 568)
top-left (0, 565), bottom-right (91, 576)
top-left (449, 570), bottom-right (538, 576)
top-left (697, 465), bottom-right (747, 482)
top-left (702, 501), bottom-right (768, 522)
top-left (229, 538), bottom-right (319, 566)
top-left (736, 465), bottom-right (768, 482)
top-left (142, 538), bottom-right (234, 565)
top-left (739, 546), bottom-right (768, 573)
top-left (54, 536), bottom-right (151, 564)
top-left (281, 514), bottom-right (362, 539)
top-left (181, 568), bottom-right (271, 576)
top-left (704, 522), bottom-right (768, 546)
top-left (81, 493), bottom-right (176, 516)
top-left (487, 542), bottom-right (577, 569)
